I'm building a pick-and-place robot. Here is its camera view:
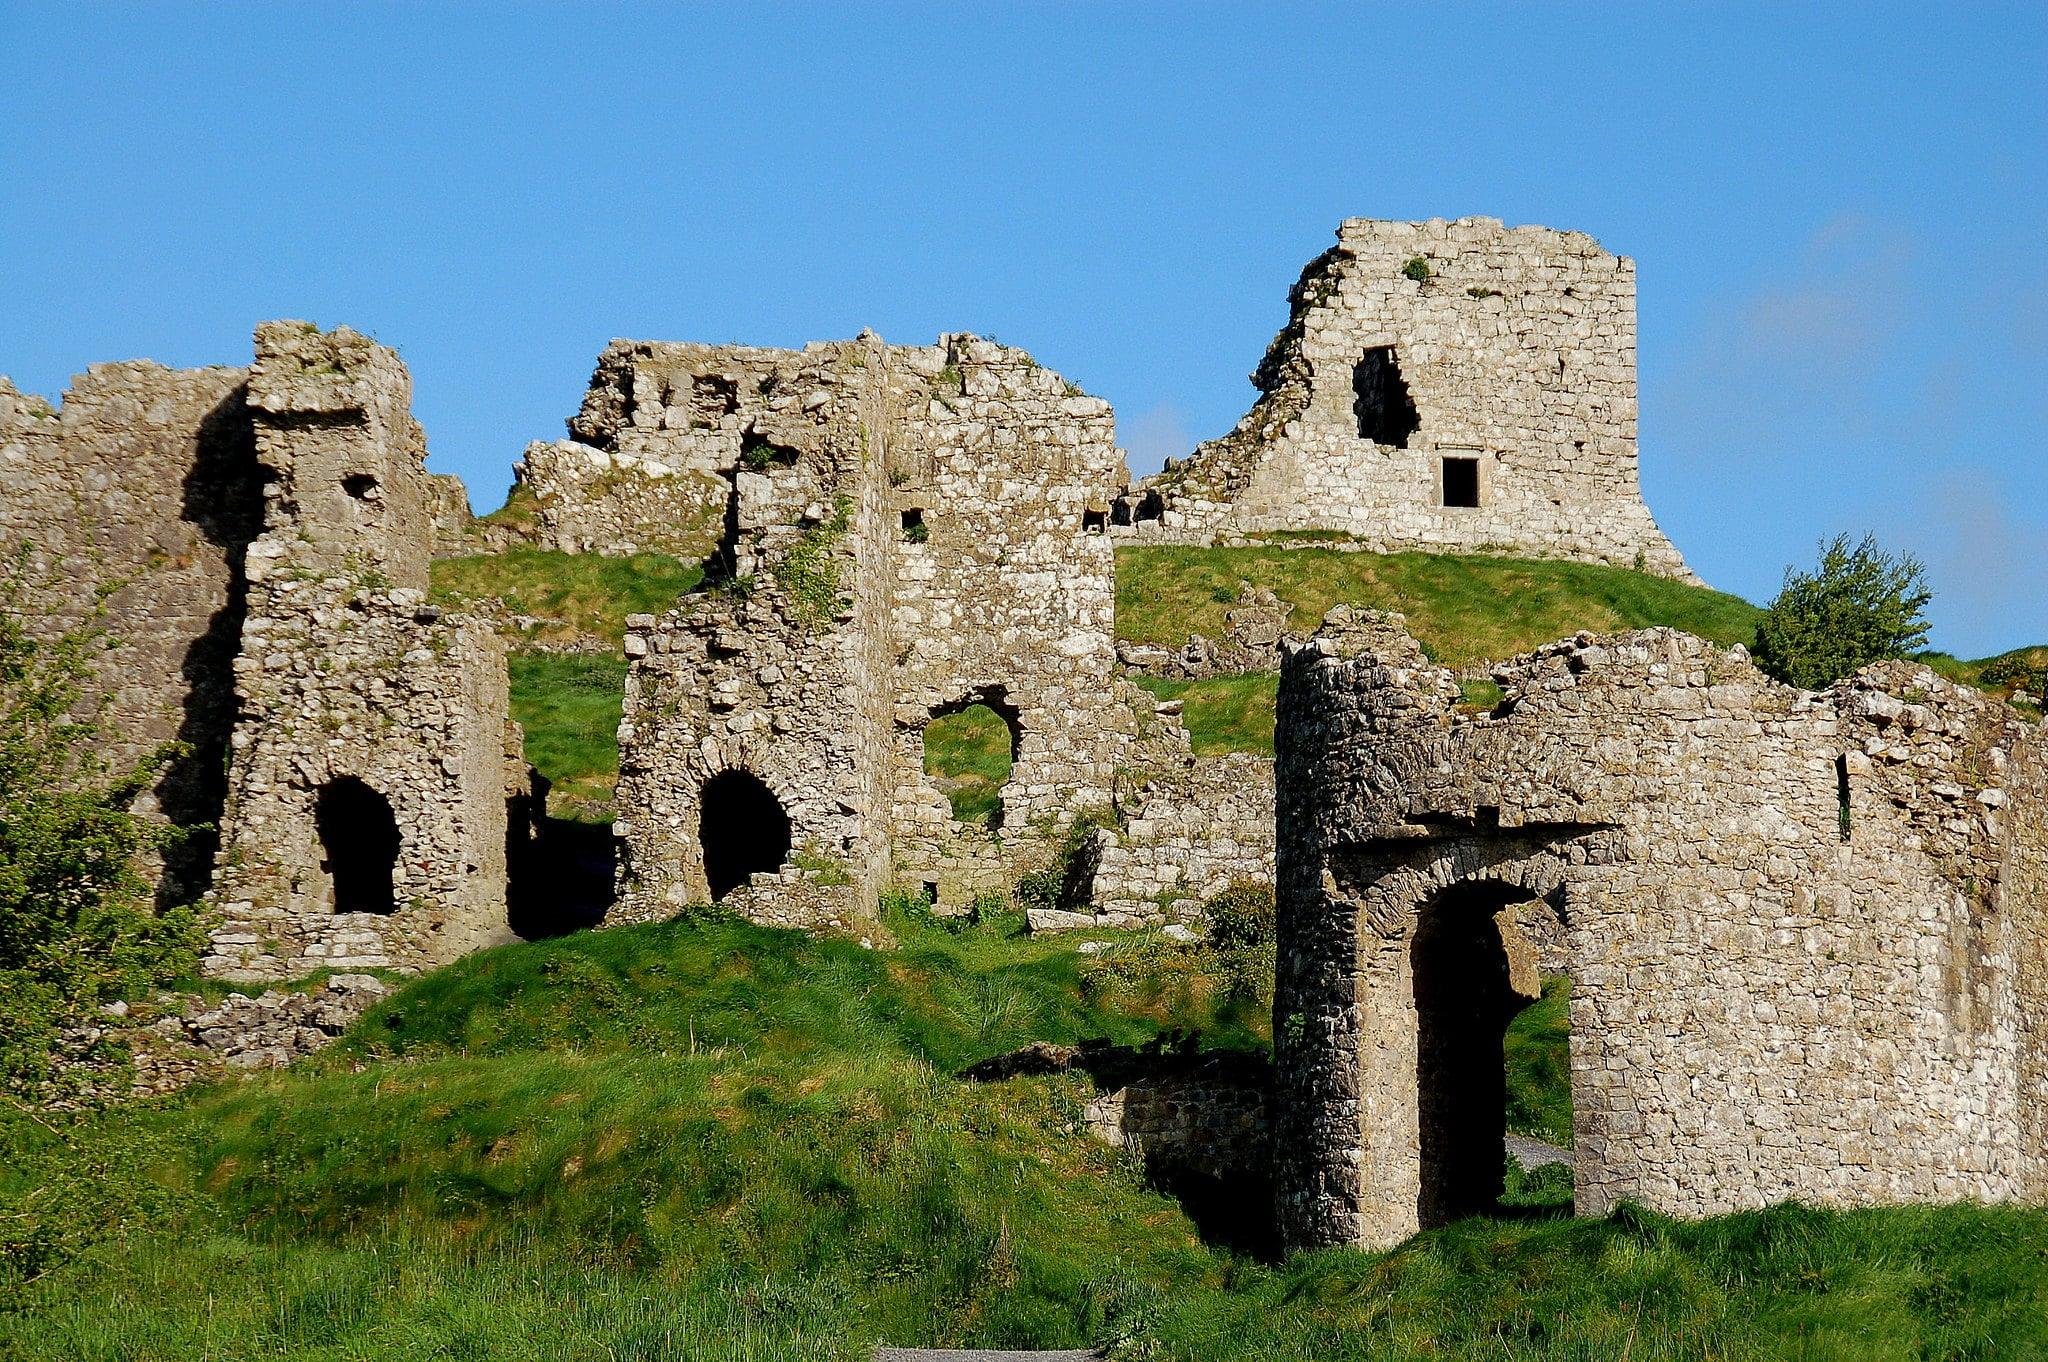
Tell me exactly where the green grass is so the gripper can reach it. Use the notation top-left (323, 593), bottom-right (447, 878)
top-left (1116, 545), bottom-right (1763, 670)
top-left (1920, 645), bottom-right (2047, 714)
top-left (431, 548), bottom-right (702, 646)
top-left (1132, 674), bottom-right (1280, 756)
top-left (1505, 975), bottom-right (1573, 1149)
top-left (506, 651), bottom-right (626, 819)
top-left (7, 913), bottom-right (2048, 1359)
top-left (923, 704), bottom-right (1015, 824)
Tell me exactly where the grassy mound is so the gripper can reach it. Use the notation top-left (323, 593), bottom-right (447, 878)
top-left (1131, 673), bottom-right (1280, 756)
top-left (6, 913), bottom-right (2047, 1359)
top-left (1117, 545), bottom-right (1763, 670)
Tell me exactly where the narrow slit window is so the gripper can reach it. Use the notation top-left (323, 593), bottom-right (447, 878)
top-left (1441, 456), bottom-right (1480, 508)
top-left (1837, 754), bottom-right (1852, 841)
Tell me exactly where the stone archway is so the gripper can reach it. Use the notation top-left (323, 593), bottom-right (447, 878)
top-left (698, 769), bottom-right (791, 900)
top-left (315, 777), bottom-right (400, 915)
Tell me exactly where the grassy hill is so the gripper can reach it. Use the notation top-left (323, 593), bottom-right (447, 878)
top-left (8, 909), bottom-right (2047, 1360)
top-left (1116, 544), bottom-right (1764, 670)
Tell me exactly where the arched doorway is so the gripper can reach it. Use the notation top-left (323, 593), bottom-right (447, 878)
top-left (315, 777), bottom-right (400, 915)
top-left (699, 769), bottom-right (791, 900)
top-left (1411, 881), bottom-right (1540, 1226)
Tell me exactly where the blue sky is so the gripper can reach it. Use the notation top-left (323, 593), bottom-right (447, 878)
top-left (3, 4), bottom-right (2042, 655)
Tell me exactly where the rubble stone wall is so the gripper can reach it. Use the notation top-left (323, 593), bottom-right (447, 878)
top-left (1072, 752), bottom-right (1278, 929)
top-left (609, 332), bottom-right (1149, 932)
top-left (1118, 218), bottom-right (1693, 581)
top-left (206, 324), bottom-right (518, 979)
top-left (459, 439), bottom-right (726, 561)
top-left (1274, 609), bottom-right (2047, 1251)
top-left (0, 364), bottom-right (260, 898)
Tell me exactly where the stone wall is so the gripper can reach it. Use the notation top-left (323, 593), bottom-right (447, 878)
top-left (457, 438), bottom-right (727, 561)
top-left (0, 363), bottom-right (260, 900)
top-left (205, 324), bottom-right (520, 979)
top-left (1116, 218), bottom-right (1694, 582)
top-left (1272, 609), bottom-right (2048, 1251)
top-left (609, 332), bottom-right (1151, 933)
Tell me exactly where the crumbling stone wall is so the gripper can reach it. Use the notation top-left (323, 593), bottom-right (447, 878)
top-left (609, 332), bottom-right (1153, 932)
top-left (458, 438), bottom-right (727, 560)
top-left (1273, 609), bottom-right (2048, 1251)
top-left (0, 364), bottom-right (260, 900)
top-left (206, 324), bottom-right (519, 979)
top-left (1117, 218), bottom-right (1694, 581)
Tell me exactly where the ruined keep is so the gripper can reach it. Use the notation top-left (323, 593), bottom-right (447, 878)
top-left (597, 332), bottom-right (1163, 932)
top-left (1272, 610), bottom-right (2048, 1251)
top-left (204, 324), bottom-right (522, 979)
top-left (1117, 217), bottom-right (1694, 581)
top-left (1, 324), bottom-right (522, 983)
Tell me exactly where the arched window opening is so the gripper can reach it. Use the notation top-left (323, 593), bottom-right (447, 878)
top-left (1353, 346), bottom-right (1420, 448)
top-left (699, 769), bottom-right (791, 900)
top-left (315, 777), bottom-right (400, 915)
top-left (922, 693), bottom-right (1021, 829)
top-left (1411, 882), bottom-right (1544, 1227)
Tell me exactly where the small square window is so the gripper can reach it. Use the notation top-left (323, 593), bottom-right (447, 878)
top-left (900, 508), bottom-right (928, 543)
top-left (1441, 457), bottom-right (1479, 508)
top-left (1082, 508), bottom-right (1107, 534)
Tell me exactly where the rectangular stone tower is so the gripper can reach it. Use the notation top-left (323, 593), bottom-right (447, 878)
top-left (1118, 217), bottom-right (1695, 581)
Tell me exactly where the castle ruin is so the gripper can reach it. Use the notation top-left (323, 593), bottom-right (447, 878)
top-left (1272, 611), bottom-right (2048, 1250)
top-left (1117, 218), bottom-right (1695, 581)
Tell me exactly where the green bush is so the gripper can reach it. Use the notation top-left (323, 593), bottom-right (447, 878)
top-left (0, 556), bottom-right (200, 1095)
top-left (1754, 533), bottom-right (1933, 689)
top-left (1401, 256), bottom-right (1432, 282)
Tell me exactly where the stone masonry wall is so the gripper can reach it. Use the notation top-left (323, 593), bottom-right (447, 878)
top-left (609, 332), bottom-right (1151, 932)
top-left (0, 364), bottom-right (260, 901)
top-left (459, 439), bottom-right (727, 561)
top-left (1117, 218), bottom-right (1694, 582)
top-left (1273, 609), bottom-right (2046, 1251)
top-left (206, 324), bottom-right (518, 979)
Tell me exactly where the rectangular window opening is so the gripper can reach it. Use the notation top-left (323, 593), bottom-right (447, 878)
top-left (900, 508), bottom-right (928, 543)
top-left (1082, 508), bottom-right (1107, 534)
top-left (1441, 456), bottom-right (1480, 509)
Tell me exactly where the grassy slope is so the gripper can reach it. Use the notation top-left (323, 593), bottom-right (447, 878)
top-left (1117, 545), bottom-right (1764, 671)
top-left (431, 548), bottom-right (703, 648)
top-left (507, 652), bottom-right (628, 819)
top-left (1131, 673), bottom-right (1281, 757)
top-left (10, 916), bottom-right (2048, 1361)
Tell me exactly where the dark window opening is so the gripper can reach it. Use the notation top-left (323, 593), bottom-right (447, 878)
top-left (342, 473), bottom-right (379, 502)
top-left (1412, 884), bottom-right (1539, 1228)
top-left (1442, 456), bottom-right (1480, 508)
top-left (1353, 346), bottom-right (1421, 447)
top-left (738, 426), bottom-right (800, 471)
top-left (921, 880), bottom-right (940, 905)
top-left (1082, 508), bottom-right (1107, 534)
top-left (315, 777), bottom-right (400, 915)
top-left (901, 508), bottom-right (928, 543)
top-left (1837, 754), bottom-right (1852, 841)
top-left (1135, 489), bottom-right (1164, 523)
top-left (699, 769), bottom-right (791, 900)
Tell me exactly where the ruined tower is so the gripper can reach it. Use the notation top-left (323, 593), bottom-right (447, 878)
top-left (1118, 217), bottom-right (1695, 581)
top-left (1272, 610), bottom-right (2048, 1251)
top-left (598, 332), bottom-right (1152, 933)
top-left (204, 323), bottom-right (521, 979)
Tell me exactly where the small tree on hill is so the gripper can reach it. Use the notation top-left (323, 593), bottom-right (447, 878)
top-left (1753, 533), bottom-right (1932, 690)
top-left (0, 552), bottom-right (199, 1096)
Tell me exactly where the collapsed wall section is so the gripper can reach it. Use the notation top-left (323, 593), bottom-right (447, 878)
top-left (608, 332), bottom-right (1152, 929)
top-left (206, 324), bottom-right (519, 979)
top-left (1274, 609), bottom-right (2045, 1251)
top-left (1118, 217), bottom-right (1694, 581)
top-left (612, 337), bottom-right (895, 935)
